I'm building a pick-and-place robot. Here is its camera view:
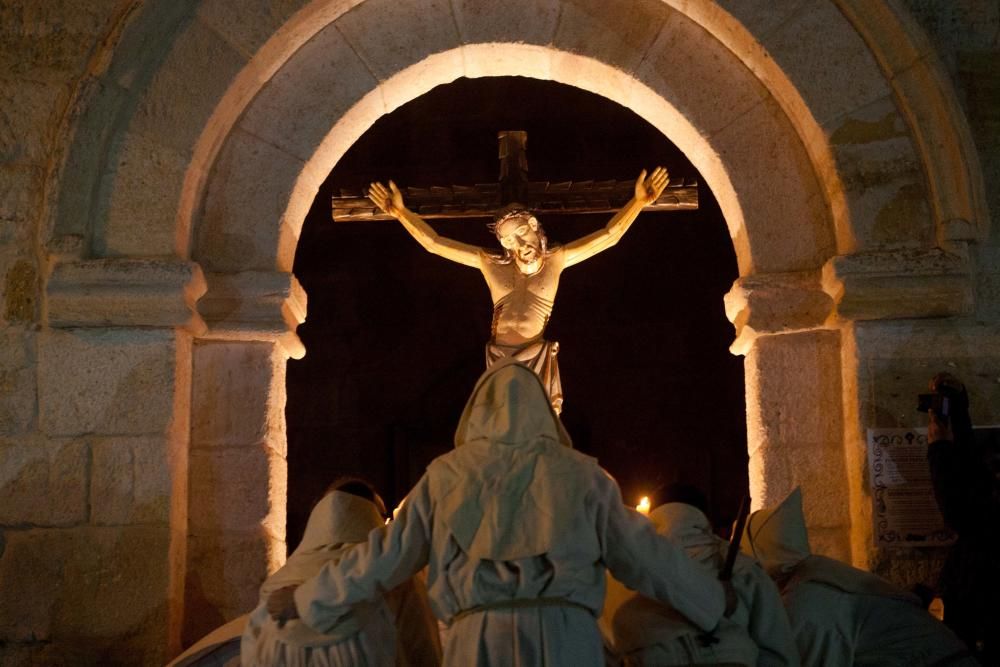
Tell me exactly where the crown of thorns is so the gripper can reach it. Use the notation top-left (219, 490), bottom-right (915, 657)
top-left (488, 205), bottom-right (536, 236)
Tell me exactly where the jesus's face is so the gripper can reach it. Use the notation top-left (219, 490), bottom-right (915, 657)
top-left (497, 215), bottom-right (543, 270)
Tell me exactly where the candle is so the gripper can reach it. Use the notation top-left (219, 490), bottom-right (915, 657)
top-left (636, 496), bottom-right (651, 515)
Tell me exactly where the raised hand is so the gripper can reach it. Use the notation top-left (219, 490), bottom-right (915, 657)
top-left (367, 180), bottom-right (405, 217)
top-left (634, 166), bottom-right (670, 206)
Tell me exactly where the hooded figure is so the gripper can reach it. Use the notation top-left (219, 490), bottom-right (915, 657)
top-left (242, 484), bottom-right (441, 667)
top-left (285, 360), bottom-right (726, 666)
top-left (741, 488), bottom-right (976, 667)
top-left (606, 499), bottom-right (798, 667)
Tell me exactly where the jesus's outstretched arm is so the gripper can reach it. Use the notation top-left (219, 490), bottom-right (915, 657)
top-left (368, 180), bottom-right (481, 268)
top-left (562, 166), bottom-right (669, 268)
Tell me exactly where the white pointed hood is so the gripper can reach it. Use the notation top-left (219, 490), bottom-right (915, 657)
top-left (428, 359), bottom-right (597, 561)
top-left (261, 490), bottom-right (384, 598)
top-left (453, 357), bottom-right (572, 449)
top-left (740, 488), bottom-right (916, 601)
top-left (740, 487), bottom-right (811, 577)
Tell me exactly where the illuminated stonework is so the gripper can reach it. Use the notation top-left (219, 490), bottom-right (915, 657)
top-left (1, 0), bottom-right (997, 662)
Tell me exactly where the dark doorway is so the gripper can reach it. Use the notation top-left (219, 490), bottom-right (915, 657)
top-left (286, 77), bottom-right (746, 547)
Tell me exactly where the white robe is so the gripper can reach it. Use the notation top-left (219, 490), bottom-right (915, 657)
top-left (293, 360), bottom-right (726, 667)
top-left (783, 557), bottom-right (976, 667)
top-left (742, 488), bottom-right (975, 667)
top-left (608, 503), bottom-right (799, 667)
top-left (242, 491), bottom-right (441, 667)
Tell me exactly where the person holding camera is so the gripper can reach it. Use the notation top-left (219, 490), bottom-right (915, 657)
top-left (924, 373), bottom-right (1000, 663)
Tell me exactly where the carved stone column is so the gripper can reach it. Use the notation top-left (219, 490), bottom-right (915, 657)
top-left (182, 271), bottom-right (305, 643)
top-left (725, 271), bottom-right (852, 561)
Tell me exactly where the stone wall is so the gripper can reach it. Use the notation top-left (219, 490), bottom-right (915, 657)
top-left (0, 3), bottom-right (193, 665)
top-left (901, 1), bottom-right (1000, 315)
top-left (1, 0), bottom-right (998, 663)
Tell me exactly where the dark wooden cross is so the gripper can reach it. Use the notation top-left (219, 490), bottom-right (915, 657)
top-left (331, 131), bottom-right (698, 221)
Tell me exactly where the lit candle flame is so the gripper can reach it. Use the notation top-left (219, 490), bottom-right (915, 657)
top-left (636, 496), bottom-right (651, 515)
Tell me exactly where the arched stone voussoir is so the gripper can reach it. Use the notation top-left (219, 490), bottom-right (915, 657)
top-left (236, 21), bottom-right (381, 164)
top-left (551, 0), bottom-right (675, 75)
top-left (823, 94), bottom-right (935, 250)
top-left (635, 11), bottom-right (769, 142)
top-left (452, 0), bottom-right (561, 45)
top-left (628, 7), bottom-right (837, 275)
top-left (753, 2), bottom-right (894, 129)
top-left (100, 16), bottom-right (253, 259)
top-left (710, 97), bottom-right (837, 275)
top-left (333, 0), bottom-right (462, 85)
top-left (196, 128), bottom-right (320, 273)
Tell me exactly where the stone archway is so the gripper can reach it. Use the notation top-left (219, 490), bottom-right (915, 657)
top-left (41, 0), bottom-right (987, 656)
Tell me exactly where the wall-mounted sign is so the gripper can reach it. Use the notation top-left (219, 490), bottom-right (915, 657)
top-left (867, 428), bottom-right (954, 548)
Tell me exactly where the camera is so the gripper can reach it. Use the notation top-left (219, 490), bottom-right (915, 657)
top-left (917, 393), bottom-right (950, 417)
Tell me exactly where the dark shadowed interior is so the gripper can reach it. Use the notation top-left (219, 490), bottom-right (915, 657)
top-left (286, 77), bottom-right (747, 549)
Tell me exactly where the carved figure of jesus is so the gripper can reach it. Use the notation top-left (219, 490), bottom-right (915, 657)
top-left (368, 167), bottom-right (670, 413)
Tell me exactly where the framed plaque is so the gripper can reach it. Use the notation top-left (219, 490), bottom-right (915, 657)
top-left (867, 428), bottom-right (954, 547)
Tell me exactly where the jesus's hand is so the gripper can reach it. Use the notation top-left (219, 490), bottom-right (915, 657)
top-left (368, 180), bottom-right (405, 218)
top-left (634, 166), bottom-right (669, 206)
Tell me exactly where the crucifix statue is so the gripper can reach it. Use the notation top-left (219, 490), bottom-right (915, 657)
top-left (344, 132), bottom-right (694, 414)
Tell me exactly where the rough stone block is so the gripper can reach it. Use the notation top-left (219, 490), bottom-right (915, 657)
top-left (0, 437), bottom-right (88, 525)
top-left (828, 95), bottom-right (912, 148)
top-left (763, 2), bottom-right (892, 126)
top-left (184, 529), bottom-right (284, 645)
top-left (197, 129), bottom-right (310, 272)
top-left (854, 326), bottom-right (1000, 431)
top-left (0, 78), bottom-right (66, 164)
top-left (91, 437), bottom-right (175, 525)
top-left (198, 271), bottom-right (307, 359)
top-left (975, 245), bottom-right (1000, 319)
top-left (637, 11), bottom-right (768, 139)
top-left (746, 330), bottom-right (849, 533)
top-left (196, 0), bottom-right (295, 57)
top-left (823, 247), bottom-right (972, 320)
top-left (827, 103), bottom-right (934, 248)
top-left (99, 131), bottom-right (190, 258)
top-left (0, 326), bottom-right (35, 434)
top-left (462, 42), bottom-right (555, 80)
top-left (188, 445), bottom-right (286, 535)
top-left (452, 0), bottom-right (560, 44)
top-left (49, 78), bottom-right (130, 243)
top-left (38, 328), bottom-right (181, 436)
top-left (0, 1), bottom-right (123, 81)
top-left (714, 0), bottom-right (810, 44)
top-left (47, 258), bottom-right (207, 331)
top-left (724, 271), bottom-right (834, 354)
top-left (747, 330), bottom-right (844, 453)
top-left (712, 97), bottom-right (836, 273)
top-left (0, 325), bottom-right (32, 370)
top-left (129, 20), bottom-right (249, 160)
top-left (553, 0), bottom-right (671, 74)
top-left (0, 365), bottom-right (35, 434)
top-left (0, 525), bottom-right (175, 665)
top-left (2, 255), bottom-right (38, 324)
top-left (0, 165), bottom-right (43, 239)
top-left (809, 525), bottom-right (853, 563)
top-left (335, 0), bottom-right (460, 81)
top-left (239, 22), bottom-right (378, 162)
top-left (192, 341), bottom-right (287, 449)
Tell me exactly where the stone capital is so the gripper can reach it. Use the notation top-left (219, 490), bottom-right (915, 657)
top-left (197, 271), bottom-right (307, 359)
top-left (46, 258), bottom-right (207, 332)
top-left (724, 271), bottom-right (835, 355)
top-left (822, 247), bottom-right (973, 321)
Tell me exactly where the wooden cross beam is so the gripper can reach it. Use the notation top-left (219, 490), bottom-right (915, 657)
top-left (331, 131), bottom-right (698, 222)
